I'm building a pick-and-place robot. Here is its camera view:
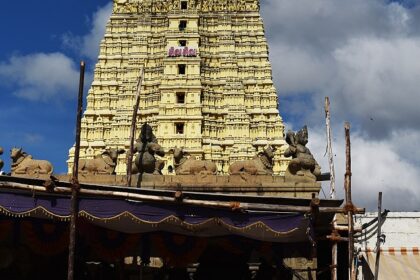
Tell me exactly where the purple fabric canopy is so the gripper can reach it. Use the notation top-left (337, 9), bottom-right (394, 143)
top-left (0, 191), bottom-right (310, 242)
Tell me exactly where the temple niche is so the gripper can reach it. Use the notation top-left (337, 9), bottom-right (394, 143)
top-left (67, 0), bottom-right (289, 175)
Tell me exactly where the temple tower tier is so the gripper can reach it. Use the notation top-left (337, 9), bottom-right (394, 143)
top-left (68, 0), bottom-right (289, 175)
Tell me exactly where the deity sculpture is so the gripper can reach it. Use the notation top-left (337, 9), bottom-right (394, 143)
top-left (132, 124), bottom-right (165, 175)
top-left (229, 145), bottom-right (276, 175)
top-left (10, 147), bottom-right (53, 176)
top-left (78, 148), bottom-right (125, 175)
top-left (284, 126), bottom-right (321, 182)
top-left (171, 148), bottom-right (217, 175)
top-left (113, 0), bottom-right (128, 12)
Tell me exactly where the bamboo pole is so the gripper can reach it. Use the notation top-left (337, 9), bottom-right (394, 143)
top-left (67, 61), bottom-right (85, 280)
top-left (333, 225), bottom-right (362, 232)
top-left (317, 225), bottom-right (362, 232)
top-left (374, 192), bottom-right (383, 280)
top-left (325, 97), bottom-right (338, 280)
top-left (326, 235), bottom-right (349, 242)
top-left (0, 181), bottom-right (365, 214)
top-left (344, 122), bottom-right (355, 280)
top-left (325, 97), bottom-right (336, 199)
top-left (127, 68), bottom-right (145, 187)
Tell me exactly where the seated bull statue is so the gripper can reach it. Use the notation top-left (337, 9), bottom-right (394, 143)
top-left (10, 147), bottom-right (53, 176)
top-left (132, 124), bottom-right (165, 175)
top-left (0, 147), bottom-right (4, 171)
top-left (284, 125), bottom-right (321, 181)
top-left (171, 148), bottom-right (217, 175)
top-left (229, 146), bottom-right (276, 175)
top-left (78, 148), bottom-right (125, 175)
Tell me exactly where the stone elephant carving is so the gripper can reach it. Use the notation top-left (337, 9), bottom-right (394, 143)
top-left (78, 148), bottom-right (125, 175)
top-left (171, 148), bottom-right (217, 175)
top-left (10, 148), bottom-right (53, 176)
top-left (228, 146), bottom-right (276, 175)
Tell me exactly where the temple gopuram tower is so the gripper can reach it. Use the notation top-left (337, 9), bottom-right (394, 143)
top-left (68, 0), bottom-right (288, 174)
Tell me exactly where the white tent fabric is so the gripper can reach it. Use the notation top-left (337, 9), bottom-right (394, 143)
top-left (362, 249), bottom-right (420, 279)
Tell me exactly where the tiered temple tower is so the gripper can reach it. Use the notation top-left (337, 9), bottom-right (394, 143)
top-left (68, 0), bottom-right (289, 175)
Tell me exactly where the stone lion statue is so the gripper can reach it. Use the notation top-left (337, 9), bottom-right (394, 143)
top-left (132, 124), bottom-right (165, 175)
top-left (170, 148), bottom-right (217, 175)
top-left (78, 148), bottom-right (125, 175)
top-left (284, 126), bottom-right (321, 182)
top-left (10, 148), bottom-right (53, 176)
top-left (229, 146), bottom-right (276, 175)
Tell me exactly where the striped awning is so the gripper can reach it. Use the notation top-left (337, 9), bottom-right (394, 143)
top-left (362, 248), bottom-right (420, 279)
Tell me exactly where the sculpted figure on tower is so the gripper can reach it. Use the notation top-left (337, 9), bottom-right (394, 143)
top-left (171, 148), bottom-right (217, 175)
top-left (78, 148), bottom-right (125, 175)
top-left (228, 146), bottom-right (276, 175)
top-left (132, 124), bottom-right (165, 175)
top-left (284, 126), bottom-right (321, 182)
top-left (10, 148), bottom-right (53, 176)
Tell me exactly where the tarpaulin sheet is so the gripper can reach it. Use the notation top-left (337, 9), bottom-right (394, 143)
top-left (0, 191), bottom-right (311, 242)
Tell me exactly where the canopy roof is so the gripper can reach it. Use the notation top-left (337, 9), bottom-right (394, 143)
top-left (0, 190), bottom-right (310, 242)
top-left (0, 175), bottom-right (342, 243)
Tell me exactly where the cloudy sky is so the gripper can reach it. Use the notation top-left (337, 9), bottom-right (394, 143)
top-left (0, 0), bottom-right (419, 211)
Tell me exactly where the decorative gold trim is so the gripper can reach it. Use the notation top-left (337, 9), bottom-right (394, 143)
top-left (0, 206), bottom-right (70, 221)
top-left (217, 218), bottom-right (305, 237)
top-left (0, 206), bottom-right (307, 236)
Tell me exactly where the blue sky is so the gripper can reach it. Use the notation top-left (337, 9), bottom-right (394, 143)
top-left (1, 0), bottom-right (420, 210)
top-left (0, 1), bottom-right (109, 58)
top-left (0, 0), bottom-right (110, 174)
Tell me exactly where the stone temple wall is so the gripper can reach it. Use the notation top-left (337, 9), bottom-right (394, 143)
top-left (68, 0), bottom-right (289, 175)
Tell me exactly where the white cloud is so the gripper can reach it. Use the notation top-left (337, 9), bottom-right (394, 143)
top-left (332, 37), bottom-right (420, 136)
top-left (307, 126), bottom-right (420, 211)
top-left (0, 52), bottom-right (79, 101)
top-left (267, 44), bottom-right (333, 95)
top-left (62, 3), bottom-right (113, 60)
top-left (260, 0), bottom-right (420, 210)
top-left (23, 133), bottom-right (44, 144)
top-left (262, 0), bottom-right (420, 125)
top-left (268, 36), bottom-right (420, 137)
top-left (0, 3), bottom-right (112, 101)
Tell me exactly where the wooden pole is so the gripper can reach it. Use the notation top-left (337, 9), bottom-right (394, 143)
top-left (325, 97), bottom-right (338, 280)
top-left (0, 181), bottom-right (365, 214)
top-left (333, 225), bottom-right (362, 232)
top-left (127, 68), bottom-right (145, 187)
top-left (67, 61), bottom-right (85, 280)
top-left (325, 97), bottom-right (336, 199)
top-left (344, 122), bottom-right (355, 280)
top-left (374, 192), bottom-right (383, 280)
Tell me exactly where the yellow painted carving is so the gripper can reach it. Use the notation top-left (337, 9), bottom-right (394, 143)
top-left (68, 0), bottom-right (288, 175)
